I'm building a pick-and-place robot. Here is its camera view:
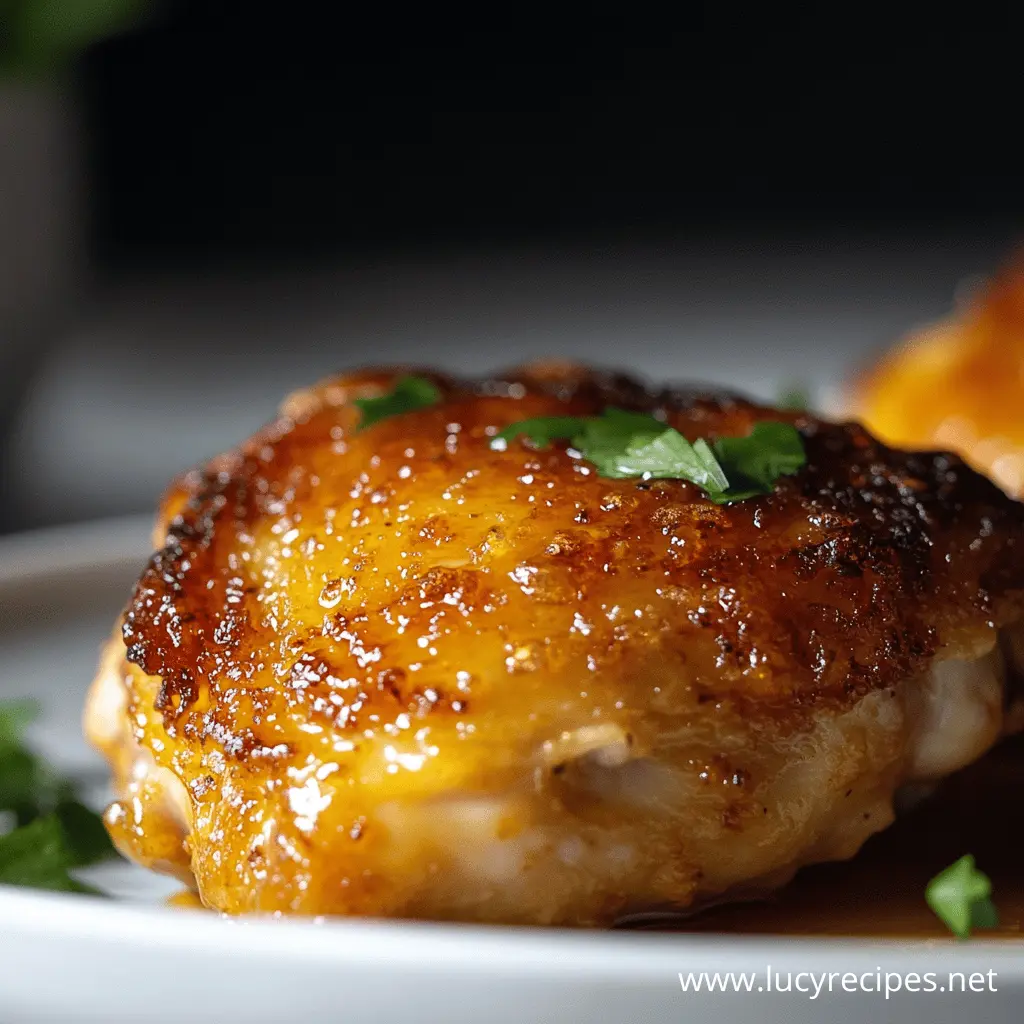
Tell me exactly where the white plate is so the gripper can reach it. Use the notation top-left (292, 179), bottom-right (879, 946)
top-left (0, 518), bottom-right (1021, 1023)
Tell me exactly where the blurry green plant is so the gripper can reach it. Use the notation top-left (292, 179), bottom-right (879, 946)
top-left (0, 0), bottom-right (152, 78)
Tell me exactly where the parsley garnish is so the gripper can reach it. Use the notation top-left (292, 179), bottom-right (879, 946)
top-left (926, 855), bottom-right (999, 938)
top-left (353, 375), bottom-right (441, 430)
top-left (0, 816), bottom-right (102, 894)
top-left (710, 422), bottom-right (807, 501)
top-left (0, 699), bottom-right (116, 893)
top-left (492, 409), bottom-right (805, 503)
top-left (778, 384), bottom-right (811, 411)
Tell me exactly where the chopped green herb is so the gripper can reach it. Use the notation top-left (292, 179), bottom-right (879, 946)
top-left (0, 698), bottom-right (55, 826)
top-left (0, 699), bottom-right (41, 745)
top-left (495, 415), bottom-right (613, 449)
top-left (492, 408), bottom-right (805, 503)
top-left (0, 815), bottom-right (103, 894)
top-left (54, 800), bottom-right (117, 868)
top-left (353, 375), bottom-right (441, 431)
top-left (0, 743), bottom-right (50, 827)
top-left (0, 699), bottom-right (116, 893)
top-left (710, 422), bottom-right (807, 501)
top-left (778, 384), bottom-right (811, 411)
top-left (569, 410), bottom-right (667, 478)
top-left (595, 430), bottom-right (731, 493)
top-left (926, 854), bottom-right (999, 938)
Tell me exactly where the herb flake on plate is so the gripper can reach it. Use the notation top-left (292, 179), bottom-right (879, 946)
top-left (925, 854), bottom-right (999, 938)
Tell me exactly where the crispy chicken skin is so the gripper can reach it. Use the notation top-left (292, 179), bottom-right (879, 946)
top-left (853, 255), bottom-right (1024, 497)
top-left (86, 363), bottom-right (1024, 926)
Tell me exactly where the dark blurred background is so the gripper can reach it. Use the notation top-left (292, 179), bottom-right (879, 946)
top-left (88, 21), bottom-right (1020, 267)
top-left (2, 9), bottom-right (1023, 534)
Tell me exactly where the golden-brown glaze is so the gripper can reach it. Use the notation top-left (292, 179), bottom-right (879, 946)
top-left (853, 254), bottom-right (1024, 496)
top-left (86, 363), bottom-right (1024, 926)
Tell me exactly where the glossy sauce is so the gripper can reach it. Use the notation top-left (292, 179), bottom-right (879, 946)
top-left (163, 738), bottom-right (1024, 934)
top-left (163, 736), bottom-right (1024, 934)
top-left (166, 890), bottom-right (207, 910)
top-left (650, 734), bottom-right (1024, 938)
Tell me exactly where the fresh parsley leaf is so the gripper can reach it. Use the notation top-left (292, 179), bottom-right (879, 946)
top-left (493, 416), bottom-right (597, 448)
top-left (969, 896), bottom-right (1000, 931)
top-left (711, 422), bottom-right (806, 500)
top-left (582, 407), bottom-right (667, 440)
top-left (353, 375), bottom-right (441, 431)
top-left (597, 430), bottom-right (730, 496)
top-left (0, 699), bottom-right (54, 825)
top-left (778, 384), bottom-right (811, 411)
top-left (0, 699), bottom-right (42, 745)
top-left (926, 854), bottom-right (999, 938)
top-left (493, 409), bottom-right (666, 449)
top-left (0, 699), bottom-right (118, 892)
top-left (0, 815), bottom-right (101, 894)
top-left (573, 410), bottom-right (665, 472)
top-left (0, 747), bottom-right (50, 827)
top-left (54, 799), bottom-right (117, 867)
top-left (491, 408), bottom-right (805, 503)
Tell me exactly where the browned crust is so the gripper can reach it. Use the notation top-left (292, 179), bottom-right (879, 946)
top-left (121, 363), bottom-right (1024, 762)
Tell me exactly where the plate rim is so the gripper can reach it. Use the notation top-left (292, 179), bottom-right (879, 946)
top-left (0, 513), bottom-right (154, 582)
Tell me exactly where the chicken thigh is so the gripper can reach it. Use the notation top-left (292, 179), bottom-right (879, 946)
top-left (86, 363), bottom-right (1024, 925)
